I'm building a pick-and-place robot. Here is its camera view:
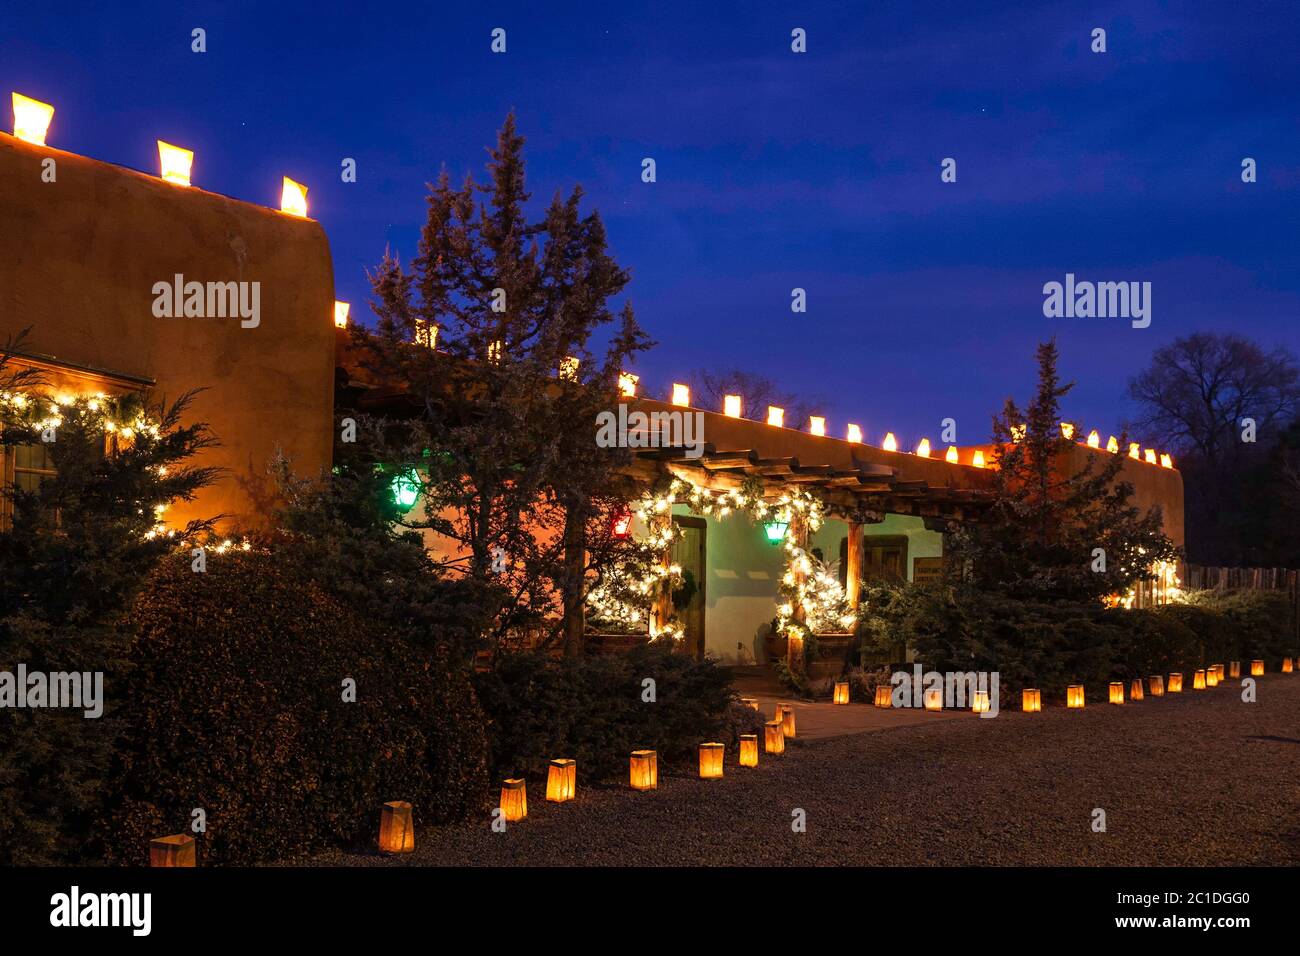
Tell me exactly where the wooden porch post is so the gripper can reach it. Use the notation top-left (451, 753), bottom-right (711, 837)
top-left (787, 512), bottom-right (809, 673)
top-left (845, 520), bottom-right (863, 610)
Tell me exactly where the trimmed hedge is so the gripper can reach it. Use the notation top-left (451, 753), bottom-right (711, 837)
top-left (96, 551), bottom-right (489, 865)
top-left (860, 583), bottom-right (1297, 703)
top-left (474, 643), bottom-right (741, 782)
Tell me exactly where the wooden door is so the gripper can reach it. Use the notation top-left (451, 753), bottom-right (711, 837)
top-left (671, 517), bottom-right (707, 660)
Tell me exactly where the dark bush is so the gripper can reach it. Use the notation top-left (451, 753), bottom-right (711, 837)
top-left (474, 642), bottom-right (738, 783)
top-left (96, 550), bottom-right (489, 865)
top-left (860, 582), bottom-right (1297, 704)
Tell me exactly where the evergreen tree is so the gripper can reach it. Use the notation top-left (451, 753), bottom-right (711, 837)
top-left (0, 338), bottom-right (217, 863)
top-left (350, 114), bottom-right (652, 656)
top-left (947, 340), bottom-right (1179, 602)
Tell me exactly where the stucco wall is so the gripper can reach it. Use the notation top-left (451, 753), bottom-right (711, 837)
top-left (0, 133), bottom-right (337, 528)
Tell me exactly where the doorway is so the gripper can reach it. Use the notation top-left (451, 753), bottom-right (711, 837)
top-left (671, 516), bottom-right (707, 660)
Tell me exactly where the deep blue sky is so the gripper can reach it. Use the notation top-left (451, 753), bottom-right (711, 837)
top-left (5, 1), bottom-right (1298, 448)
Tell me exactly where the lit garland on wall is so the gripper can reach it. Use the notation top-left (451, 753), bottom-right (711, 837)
top-left (587, 473), bottom-right (855, 644)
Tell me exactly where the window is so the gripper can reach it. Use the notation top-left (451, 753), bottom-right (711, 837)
top-left (1, 440), bottom-right (58, 529)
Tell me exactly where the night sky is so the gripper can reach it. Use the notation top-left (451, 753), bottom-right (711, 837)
top-left (5, 1), bottom-right (1298, 449)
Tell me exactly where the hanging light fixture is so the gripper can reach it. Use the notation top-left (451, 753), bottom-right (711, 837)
top-left (610, 506), bottom-right (633, 539)
top-left (763, 519), bottom-right (789, 544)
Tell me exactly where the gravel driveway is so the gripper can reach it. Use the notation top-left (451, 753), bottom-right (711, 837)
top-left (313, 675), bottom-right (1300, 866)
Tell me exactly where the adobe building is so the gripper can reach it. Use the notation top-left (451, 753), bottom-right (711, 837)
top-left (1, 100), bottom-right (1184, 667)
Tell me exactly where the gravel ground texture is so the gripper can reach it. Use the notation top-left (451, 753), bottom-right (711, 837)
top-left (310, 674), bottom-right (1300, 867)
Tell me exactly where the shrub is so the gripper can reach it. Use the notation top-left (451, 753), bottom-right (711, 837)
top-left (96, 550), bottom-right (489, 865)
top-left (474, 642), bottom-right (737, 782)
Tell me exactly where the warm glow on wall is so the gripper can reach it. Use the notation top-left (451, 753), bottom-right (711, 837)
top-left (12, 92), bottom-right (54, 146)
top-left (1128, 443), bottom-right (1140, 460)
top-left (766, 406), bottom-right (785, 427)
top-left (671, 383), bottom-right (690, 406)
top-left (723, 394), bottom-right (742, 418)
top-left (281, 176), bottom-right (309, 217)
top-left (1144, 448), bottom-right (1157, 464)
top-left (333, 301), bottom-right (350, 329)
top-left (809, 416), bottom-right (825, 436)
top-left (1160, 453), bottom-right (1173, 469)
top-left (1086, 430), bottom-right (1100, 448)
top-left (971, 450), bottom-right (986, 468)
top-left (618, 372), bottom-right (639, 397)
top-left (945, 445), bottom-right (958, 464)
top-left (846, 423), bottom-right (862, 443)
top-left (157, 141), bottom-right (194, 187)
top-left (882, 432), bottom-right (898, 452)
top-left (1106, 436), bottom-right (1119, 453)
top-left (916, 438), bottom-right (931, 458)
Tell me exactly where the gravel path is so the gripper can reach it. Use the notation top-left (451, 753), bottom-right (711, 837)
top-left (313, 675), bottom-right (1300, 866)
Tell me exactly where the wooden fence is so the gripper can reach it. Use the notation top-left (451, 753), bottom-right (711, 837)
top-left (1183, 564), bottom-right (1300, 639)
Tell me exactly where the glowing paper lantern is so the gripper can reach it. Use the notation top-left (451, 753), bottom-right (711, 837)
top-left (378, 801), bottom-right (415, 854)
top-left (11, 92), bottom-right (54, 145)
top-left (972, 690), bottom-right (990, 713)
top-left (1144, 449), bottom-right (1157, 464)
top-left (1168, 672), bottom-right (1183, 693)
top-left (1251, 660), bottom-right (1264, 676)
top-left (1108, 682), bottom-right (1124, 705)
top-left (777, 703), bottom-right (796, 738)
top-left (630, 750), bottom-right (658, 791)
top-left (1106, 436), bottom-right (1120, 453)
top-left (1229, 661), bottom-right (1240, 679)
top-left (916, 438), bottom-right (931, 458)
top-left (833, 681), bottom-right (849, 705)
top-left (149, 834), bottom-right (196, 867)
top-left (809, 416), bottom-right (826, 436)
top-left (1130, 679), bottom-right (1144, 701)
top-left (500, 779), bottom-right (527, 822)
top-left (157, 140), bottom-right (194, 187)
top-left (415, 320), bottom-right (438, 348)
top-left (1192, 669), bottom-right (1206, 690)
top-left (1086, 430), bottom-right (1101, 448)
top-left (882, 432), bottom-right (898, 452)
top-left (618, 372), bottom-right (639, 397)
top-left (1207, 665), bottom-right (1222, 686)
top-left (766, 406), bottom-right (785, 427)
top-left (1060, 422), bottom-right (1075, 440)
top-left (923, 687), bottom-right (943, 711)
top-left (846, 423), bottom-right (862, 443)
top-left (333, 301), bottom-right (350, 329)
top-left (740, 697), bottom-right (760, 711)
top-left (1160, 453), bottom-right (1173, 469)
top-left (764, 720), bottom-right (784, 754)
top-left (280, 176), bottom-right (309, 217)
top-left (546, 759), bottom-right (576, 802)
top-left (1128, 443), bottom-right (1141, 460)
top-left (1283, 657), bottom-right (1294, 674)
top-left (874, 685), bottom-right (893, 708)
top-left (699, 742), bottom-right (724, 779)
top-left (739, 735), bottom-right (759, 768)
top-left (945, 446), bottom-right (959, 463)
top-left (1067, 684), bottom-right (1085, 709)
top-left (972, 450), bottom-right (986, 468)
top-left (723, 394), bottom-right (741, 417)
top-left (559, 356), bottom-right (580, 381)
top-left (1010, 424), bottom-right (1026, 442)
top-left (1022, 688), bottom-right (1042, 712)
top-left (671, 383), bottom-right (690, 406)
top-left (1148, 675), bottom-right (1164, 697)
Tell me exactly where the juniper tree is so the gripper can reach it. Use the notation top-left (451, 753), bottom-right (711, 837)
top-left (947, 340), bottom-right (1179, 603)
top-left (350, 114), bottom-right (652, 656)
top-left (0, 336), bottom-right (217, 863)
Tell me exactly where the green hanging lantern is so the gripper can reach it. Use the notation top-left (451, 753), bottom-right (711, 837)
top-left (763, 519), bottom-right (789, 544)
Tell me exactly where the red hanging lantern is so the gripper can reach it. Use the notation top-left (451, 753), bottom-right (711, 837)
top-left (610, 506), bottom-right (633, 539)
